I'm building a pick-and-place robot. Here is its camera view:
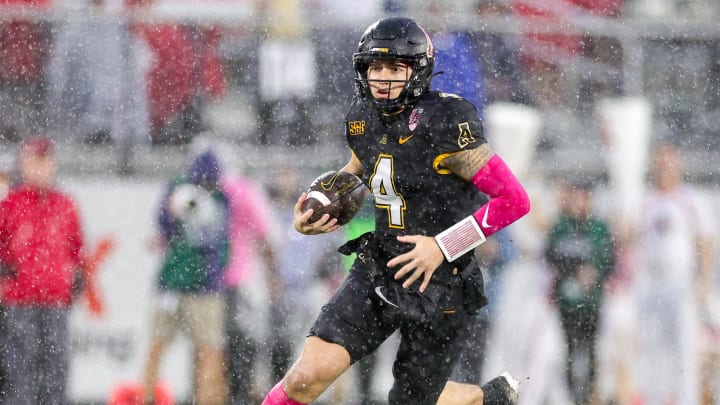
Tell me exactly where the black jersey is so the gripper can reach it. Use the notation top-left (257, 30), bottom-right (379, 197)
top-left (345, 90), bottom-right (487, 256)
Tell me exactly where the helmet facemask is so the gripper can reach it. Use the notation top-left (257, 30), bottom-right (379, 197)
top-left (352, 17), bottom-right (435, 112)
top-left (354, 56), bottom-right (431, 111)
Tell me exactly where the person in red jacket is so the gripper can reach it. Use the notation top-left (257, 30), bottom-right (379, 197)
top-left (0, 136), bottom-right (85, 405)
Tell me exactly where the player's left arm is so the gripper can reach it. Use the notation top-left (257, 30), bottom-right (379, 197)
top-left (389, 98), bottom-right (530, 291)
top-left (389, 144), bottom-right (530, 292)
top-left (439, 143), bottom-right (494, 180)
top-left (439, 143), bottom-right (530, 238)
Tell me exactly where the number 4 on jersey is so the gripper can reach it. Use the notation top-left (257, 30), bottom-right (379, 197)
top-left (369, 154), bottom-right (406, 229)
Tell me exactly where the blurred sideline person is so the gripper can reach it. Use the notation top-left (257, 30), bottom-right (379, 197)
top-left (142, 149), bottom-right (229, 405)
top-left (0, 1), bottom-right (50, 142)
top-left (262, 17), bottom-right (529, 404)
top-left (0, 136), bottom-right (85, 405)
top-left (0, 157), bottom-right (12, 403)
top-left (0, 158), bottom-right (11, 200)
top-left (544, 178), bottom-right (615, 405)
top-left (343, 200), bottom-right (385, 404)
top-left (451, 228), bottom-right (518, 387)
top-left (46, 0), bottom-right (149, 173)
top-left (621, 141), bottom-right (717, 405)
top-left (266, 165), bottom-right (352, 403)
top-left (128, 0), bottom-right (226, 145)
top-left (218, 147), bottom-right (282, 404)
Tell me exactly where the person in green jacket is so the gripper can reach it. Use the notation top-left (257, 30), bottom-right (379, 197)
top-left (544, 177), bottom-right (615, 405)
top-left (143, 149), bottom-right (230, 405)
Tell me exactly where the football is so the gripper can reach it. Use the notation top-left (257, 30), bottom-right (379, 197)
top-left (302, 171), bottom-right (367, 226)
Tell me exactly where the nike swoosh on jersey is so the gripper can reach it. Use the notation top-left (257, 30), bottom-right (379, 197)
top-left (398, 134), bottom-right (414, 144)
top-left (374, 286), bottom-right (399, 308)
top-left (481, 206), bottom-right (491, 228)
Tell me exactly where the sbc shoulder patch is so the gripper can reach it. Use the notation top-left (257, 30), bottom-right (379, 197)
top-left (348, 121), bottom-right (365, 136)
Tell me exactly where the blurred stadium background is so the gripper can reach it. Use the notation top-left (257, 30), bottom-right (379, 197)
top-left (2, 0), bottom-right (720, 403)
top-left (1, 0), bottom-right (720, 181)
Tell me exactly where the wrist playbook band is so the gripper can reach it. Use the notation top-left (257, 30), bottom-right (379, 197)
top-left (434, 215), bottom-right (487, 262)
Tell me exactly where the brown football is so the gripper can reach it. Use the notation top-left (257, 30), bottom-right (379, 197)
top-left (301, 171), bottom-right (367, 226)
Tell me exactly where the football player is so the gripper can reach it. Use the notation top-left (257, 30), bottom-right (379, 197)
top-left (261, 17), bottom-right (529, 405)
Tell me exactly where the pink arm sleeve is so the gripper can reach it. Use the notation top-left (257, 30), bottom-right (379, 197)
top-left (471, 155), bottom-right (531, 237)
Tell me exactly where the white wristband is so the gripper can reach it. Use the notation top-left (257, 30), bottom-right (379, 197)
top-left (434, 216), bottom-right (487, 262)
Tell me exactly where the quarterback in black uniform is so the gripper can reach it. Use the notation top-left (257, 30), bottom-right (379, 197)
top-left (262, 17), bottom-right (530, 405)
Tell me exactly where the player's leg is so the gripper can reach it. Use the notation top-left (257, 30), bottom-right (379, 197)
top-left (264, 251), bottom-right (396, 404)
top-left (224, 289), bottom-right (257, 403)
top-left (266, 336), bottom-right (352, 403)
top-left (142, 339), bottom-right (168, 403)
top-left (194, 344), bottom-right (227, 405)
top-left (187, 293), bottom-right (227, 405)
top-left (388, 311), bottom-right (471, 405)
top-left (142, 298), bottom-right (181, 404)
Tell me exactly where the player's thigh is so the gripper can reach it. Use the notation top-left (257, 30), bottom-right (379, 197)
top-left (184, 293), bottom-right (225, 350)
top-left (150, 296), bottom-right (183, 345)
top-left (286, 336), bottom-right (352, 387)
top-left (391, 312), bottom-right (471, 403)
top-left (310, 260), bottom-right (398, 362)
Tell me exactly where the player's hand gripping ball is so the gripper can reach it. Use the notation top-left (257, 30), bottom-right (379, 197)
top-left (302, 171), bottom-right (366, 226)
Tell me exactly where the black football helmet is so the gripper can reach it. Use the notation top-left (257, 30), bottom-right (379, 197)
top-left (353, 17), bottom-right (435, 111)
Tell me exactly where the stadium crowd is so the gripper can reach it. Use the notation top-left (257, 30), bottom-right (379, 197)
top-left (1, 0), bottom-right (720, 404)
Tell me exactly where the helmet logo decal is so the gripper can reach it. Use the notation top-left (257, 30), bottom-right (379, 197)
top-left (457, 122), bottom-right (476, 148)
top-left (371, 47), bottom-right (390, 53)
top-left (408, 108), bottom-right (423, 131)
top-left (419, 26), bottom-right (434, 58)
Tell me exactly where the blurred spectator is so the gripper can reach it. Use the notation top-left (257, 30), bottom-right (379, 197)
top-left (451, 228), bottom-right (518, 387)
top-left (217, 148), bottom-right (281, 404)
top-left (266, 165), bottom-right (350, 402)
top-left (622, 142), bottom-right (717, 405)
top-left (0, 136), bottom-right (85, 405)
top-left (427, 0), bottom-right (534, 110)
top-left (426, 1), bottom-right (486, 110)
top-left (544, 177), bottom-right (615, 405)
top-left (0, 158), bottom-right (11, 200)
top-left (130, 0), bottom-right (226, 145)
top-left (46, 0), bottom-right (150, 174)
top-left (0, 157), bottom-right (9, 402)
top-left (627, 0), bottom-right (720, 19)
top-left (0, 0), bottom-right (52, 142)
top-left (509, 0), bottom-right (624, 109)
top-left (341, 200), bottom-right (382, 404)
top-left (255, 0), bottom-right (316, 146)
top-left (306, 0), bottom-right (380, 147)
top-left (473, 0), bottom-right (533, 106)
top-left (142, 148), bottom-right (229, 405)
